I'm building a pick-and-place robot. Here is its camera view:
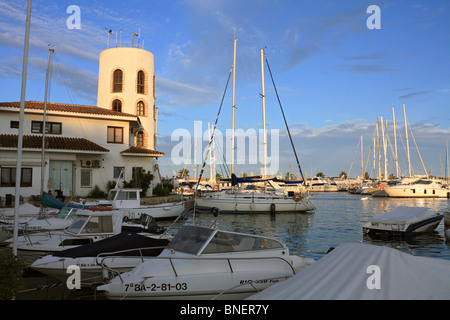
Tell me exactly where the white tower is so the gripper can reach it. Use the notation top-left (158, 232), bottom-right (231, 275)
top-left (97, 47), bottom-right (156, 149)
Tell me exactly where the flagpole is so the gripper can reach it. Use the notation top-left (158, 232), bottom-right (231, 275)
top-left (13, 0), bottom-right (32, 256)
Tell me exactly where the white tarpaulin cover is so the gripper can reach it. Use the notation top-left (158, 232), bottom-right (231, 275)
top-left (369, 206), bottom-right (438, 224)
top-left (247, 243), bottom-right (450, 300)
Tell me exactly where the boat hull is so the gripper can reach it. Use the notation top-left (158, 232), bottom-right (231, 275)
top-left (196, 195), bottom-right (314, 213)
top-left (383, 186), bottom-right (450, 198)
top-left (363, 215), bottom-right (443, 237)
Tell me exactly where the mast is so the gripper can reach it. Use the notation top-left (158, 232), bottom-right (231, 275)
top-left (376, 118), bottom-right (381, 180)
top-left (230, 38), bottom-right (237, 175)
top-left (381, 117), bottom-right (388, 179)
top-left (13, 0), bottom-right (32, 256)
top-left (39, 48), bottom-right (54, 219)
top-left (403, 103), bottom-right (412, 177)
top-left (360, 135), bottom-right (363, 179)
top-left (260, 48), bottom-right (267, 178)
top-left (392, 106), bottom-right (399, 178)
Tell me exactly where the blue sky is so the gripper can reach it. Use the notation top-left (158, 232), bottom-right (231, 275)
top-left (0, 0), bottom-right (449, 179)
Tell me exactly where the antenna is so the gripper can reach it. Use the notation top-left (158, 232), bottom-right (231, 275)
top-left (105, 28), bottom-right (113, 48)
top-left (132, 32), bottom-right (138, 48)
top-left (119, 29), bottom-right (122, 47)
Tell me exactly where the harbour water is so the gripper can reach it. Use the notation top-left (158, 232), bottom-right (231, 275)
top-left (12, 191), bottom-right (450, 300)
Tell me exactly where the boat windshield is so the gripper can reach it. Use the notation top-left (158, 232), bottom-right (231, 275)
top-left (108, 190), bottom-right (138, 200)
top-left (169, 225), bottom-right (214, 254)
top-left (66, 215), bottom-right (114, 234)
top-left (55, 208), bottom-right (77, 219)
top-left (202, 230), bottom-right (283, 254)
top-left (169, 225), bottom-right (283, 255)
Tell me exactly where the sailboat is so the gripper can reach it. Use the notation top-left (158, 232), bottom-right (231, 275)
top-left (196, 42), bottom-right (314, 213)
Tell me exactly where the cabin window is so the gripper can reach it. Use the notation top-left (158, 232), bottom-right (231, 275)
top-left (136, 131), bottom-right (144, 147)
top-left (81, 216), bottom-right (113, 234)
top-left (113, 69), bottom-right (123, 92)
top-left (107, 126), bottom-right (123, 144)
top-left (137, 70), bottom-right (145, 94)
top-left (137, 101), bottom-right (145, 116)
top-left (112, 99), bottom-right (122, 112)
top-left (1, 167), bottom-right (32, 187)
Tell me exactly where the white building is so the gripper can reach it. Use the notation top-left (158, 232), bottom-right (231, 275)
top-left (0, 47), bottom-right (163, 202)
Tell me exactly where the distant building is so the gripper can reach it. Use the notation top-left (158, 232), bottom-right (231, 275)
top-left (0, 47), bottom-right (163, 201)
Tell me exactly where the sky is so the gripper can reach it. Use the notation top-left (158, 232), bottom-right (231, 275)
top-left (0, 0), bottom-right (449, 179)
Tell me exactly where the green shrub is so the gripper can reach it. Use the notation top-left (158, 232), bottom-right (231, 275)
top-left (86, 185), bottom-right (107, 198)
top-left (0, 249), bottom-right (24, 300)
top-left (153, 183), bottom-right (173, 197)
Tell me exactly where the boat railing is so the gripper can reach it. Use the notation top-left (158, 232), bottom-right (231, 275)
top-left (96, 246), bottom-right (169, 281)
top-left (99, 252), bottom-right (297, 284)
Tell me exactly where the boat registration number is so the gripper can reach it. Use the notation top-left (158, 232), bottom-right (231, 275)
top-left (124, 282), bottom-right (187, 292)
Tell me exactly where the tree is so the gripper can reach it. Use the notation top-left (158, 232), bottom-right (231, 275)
top-left (339, 171), bottom-right (348, 179)
top-left (178, 168), bottom-right (189, 178)
top-left (123, 168), bottom-right (154, 196)
top-left (316, 172), bottom-right (325, 178)
top-left (215, 173), bottom-right (222, 180)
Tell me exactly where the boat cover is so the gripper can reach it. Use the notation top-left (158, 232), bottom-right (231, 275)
top-left (53, 232), bottom-right (170, 258)
top-left (247, 243), bottom-right (450, 300)
top-left (41, 192), bottom-right (89, 210)
top-left (369, 206), bottom-right (438, 224)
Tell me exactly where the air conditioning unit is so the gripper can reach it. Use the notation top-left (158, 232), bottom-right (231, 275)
top-left (81, 160), bottom-right (92, 167)
top-left (92, 160), bottom-right (101, 168)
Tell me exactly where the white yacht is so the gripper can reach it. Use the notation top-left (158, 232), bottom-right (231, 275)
top-left (97, 224), bottom-right (314, 300)
top-left (383, 179), bottom-right (450, 198)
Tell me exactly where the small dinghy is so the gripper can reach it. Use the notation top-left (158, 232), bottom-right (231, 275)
top-left (363, 206), bottom-right (443, 237)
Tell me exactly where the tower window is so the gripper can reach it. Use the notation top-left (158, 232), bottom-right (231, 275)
top-left (113, 69), bottom-right (123, 92)
top-left (137, 101), bottom-right (145, 116)
top-left (112, 99), bottom-right (122, 112)
top-left (137, 70), bottom-right (145, 94)
top-left (136, 131), bottom-right (144, 147)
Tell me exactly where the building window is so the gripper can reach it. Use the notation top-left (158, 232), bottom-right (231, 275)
top-left (107, 126), bottom-right (123, 144)
top-left (80, 170), bottom-right (91, 188)
top-left (113, 69), bottom-right (123, 92)
top-left (10, 121), bottom-right (19, 129)
top-left (137, 101), bottom-right (145, 116)
top-left (112, 99), bottom-right (122, 112)
top-left (113, 167), bottom-right (124, 179)
top-left (31, 121), bottom-right (62, 134)
top-left (136, 131), bottom-right (144, 147)
top-left (1, 167), bottom-right (32, 187)
top-left (137, 70), bottom-right (145, 94)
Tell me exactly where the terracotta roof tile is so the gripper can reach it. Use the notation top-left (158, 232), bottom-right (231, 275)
top-left (0, 101), bottom-right (136, 118)
top-left (0, 134), bottom-right (109, 153)
top-left (120, 146), bottom-right (164, 157)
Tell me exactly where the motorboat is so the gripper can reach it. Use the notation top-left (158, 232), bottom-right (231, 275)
top-left (383, 179), bottom-right (450, 198)
top-left (30, 230), bottom-right (171, 287)
top-left (444, 211), bottom-right (450, 240)
top-left (97, 224), bottom-right (314, 300)
top-left (195, 175), bottom-right (314, 213)
top-left (363, 206), bottom-right (444, 236)
top-left (43, 187), bottom-right (186, 220)
top-left (307, 177), bottom-right (339, 192)
top-left (88, 188), bottom-right (186, 220)
top-left (6, 209), bottom-right (166, 265)
top-left (1, 207), bottom-right (78, 234)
